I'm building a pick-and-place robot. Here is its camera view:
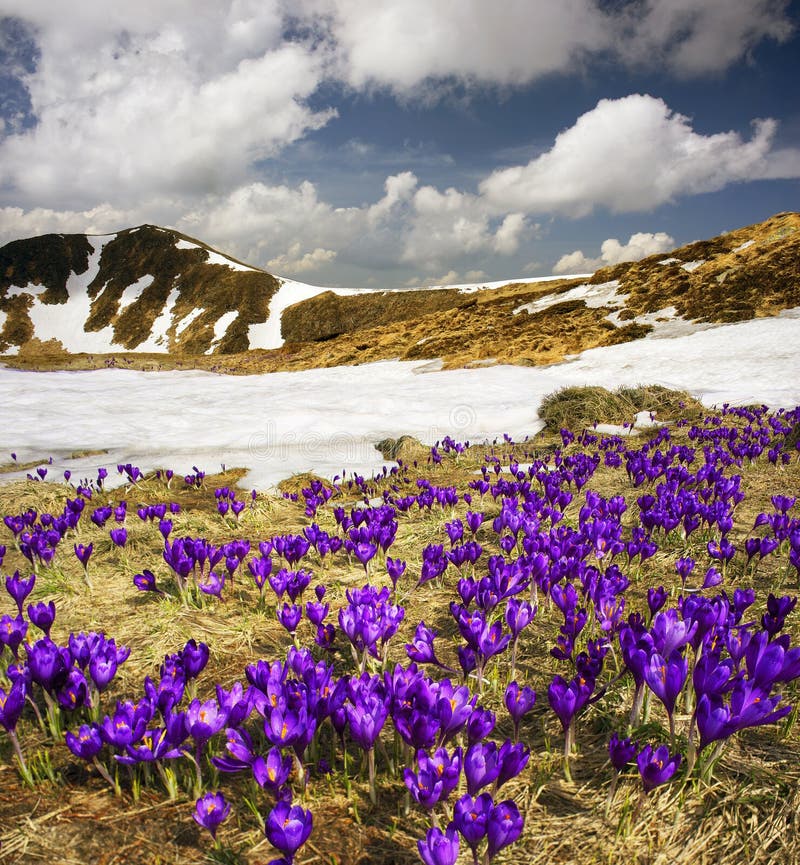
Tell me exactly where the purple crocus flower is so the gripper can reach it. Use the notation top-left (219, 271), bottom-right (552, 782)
top-left (466, 706), bottom-right (495, 745)
top-left (213, 726), bottom-right (256, 773)
top-left (56, 668), bottom-right (89, 711)
top-left (504, 681), bottom-right (536, 741)
top-left (99, 700), bottom-right (150, 748)
top-left (26, 637), bottom-right (69, 692)
top-left (264, 705), bottom-right (310, 749)
top-left (404, 746), bottom-right (463, 809)
top-left (505, 598), bottom-right (536, 637)
top-left (353, 541), bottom-right (377, 571)
top-left (65, 722), bottom-right (104, 760)
top-left (248, 555), bottom-right (273, 593)
top-left (406, 621), bottom-right (453, 671)
top-left (675, 557), bottom-right (695, 586)
top-left (608, 732), bottom-right (638, 773)
top-left (0, 678), bottom-right (26, 731)
top-left (417, 825), bottom-right (460, 865)
top-left (453, 792), bottom-right (493, 855)
top-left (186, 697), bottom-right (228, 747)
top-left (547, 673), bottom-right (593, 734)
top-left (0, 614), bottom-right (28, 657)
top-left (252, 747), bottom-right (293, 791)
top-left (265, 800), bottom-right (313, 860)
top-left (434, 680), bottom-right (475, 743)
top-left (277, 602), bottom-right (303, 634)
top-left (487, 799), bottom-right (524, 859)
top-left (346, 678), bottom-right (389, 750)
top-left (199, 570), bottom-right (226, 599)
top-left (5, 571), bottom-right (35, 614)
top-left (181, 639), bottom-right (210, 680)
top-left (496, 739), bottom-right (530, 789)
top-left (464, 741), bottom-right (501, 796)
top-left (88, 645), bottom-right (119, 692)
top-left (109, 527), bottom-right (127, 547)
top-left (643, 650), bottom-right (688, 733)
top-left (386, 557), bottom-right (407, 589)
top-left (762, 593), bottom-right (797, 636)
top-left (647, 586), bottom-right (668, 617)
top-left (133, 569), bottom-right (162, 594)
top-left (27, 600), bottom-right (56, 636)
top-left (193, 791), bottom-right (231, 841)
top-left (74, 543), bottom-right (93, 568)
top-left (637, 743), bottom-right (681, 792)
top-left (305, 600), bottom-right (329, 627)
top-left (702, 567), bottom-right (723, 590)
top-left (465, 510), bottom-right (485, 534)
top-left (695, 693), bottom-right (735, 751)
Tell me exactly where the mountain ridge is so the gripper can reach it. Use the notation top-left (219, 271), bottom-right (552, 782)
top-left (0, 211), bottom-right (797, 372)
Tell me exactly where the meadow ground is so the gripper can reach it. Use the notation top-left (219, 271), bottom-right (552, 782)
top-left (1, 394), bottom-right (799, 865)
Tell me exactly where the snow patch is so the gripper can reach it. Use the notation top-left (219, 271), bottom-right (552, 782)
top-left (175, 237), bottom-right (256, 272)
top-left (6, 282), bottom-right (47, 299)
top-left (204, 250), bottom-right (256, 272)
top-left (132, 288), bottom-right (180, 352)
top-left (732, 240), bottom-right (755, 253)
top-left (513, 280), bottom-right (622, 316)
top-left (247, 278), bottom-right (364, 350)
top-left (658, 258), bottom-right (680, 265)
top-left (1, 314), bottom-right (799, 490)
top-left (456, 273), bottom-right (590, 295)
top-left (25, 235), bottom-right (122, 353)
top-left (205, 311), bottom-right (238, 355)
top-left (117, 275), bottom-right (154, 312)
top-left (681, 260), bottom-right (704, 272)
top-left (175, 308), bottom-right (204, 336)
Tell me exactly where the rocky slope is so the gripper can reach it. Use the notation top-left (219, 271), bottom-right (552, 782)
top-left (0, 212), bottom-right (797, 370)
top-left (0, 225), bottom-right (280, 356)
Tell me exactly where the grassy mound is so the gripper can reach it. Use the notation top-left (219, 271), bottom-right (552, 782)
top-left (538, 383), bottom-right (705, 432)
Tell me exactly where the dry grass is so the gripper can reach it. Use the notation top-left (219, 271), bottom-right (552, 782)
top-left (538, 384), bottom-right (705, 432)
top-left (1, 412), bottom-right (800, 865)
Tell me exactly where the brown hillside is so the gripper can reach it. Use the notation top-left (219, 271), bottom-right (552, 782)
top-left (1, 211), bottom-right (798, 371)
top-left (590, 211), bottom-right (800, 322)
top-left (0, 225), bottom-right (281, 355)
top-left (0, 232), bottom-right (93, 302)
top-left (281, 286), bottom-right (466, 342)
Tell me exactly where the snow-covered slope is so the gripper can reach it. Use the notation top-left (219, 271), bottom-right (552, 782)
top-left (1, 311), bottom-right (798, 490)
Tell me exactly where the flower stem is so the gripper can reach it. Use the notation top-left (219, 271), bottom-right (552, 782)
top-left (8, 729), bottom-right (33, 786)
top-left (368, 747), bottom-right (376, 805)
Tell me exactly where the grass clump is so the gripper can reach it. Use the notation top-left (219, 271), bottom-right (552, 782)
top-left (538, 383), bottom-right (704, 432)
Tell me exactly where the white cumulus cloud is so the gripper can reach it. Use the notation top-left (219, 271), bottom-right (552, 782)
top-left (480, 94), bottom-right (800, 217)
top-left (553, 231), bottom-right (676, 274)
top-left (0, 1), bottom-right (333, 209)
top-left (267, 243), bottom-right (337, 274)
top-left (304, 0), bottom-right (794, 92)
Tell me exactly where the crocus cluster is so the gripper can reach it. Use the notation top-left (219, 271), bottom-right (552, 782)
top-left (1, 400), bottom-right (799, 865)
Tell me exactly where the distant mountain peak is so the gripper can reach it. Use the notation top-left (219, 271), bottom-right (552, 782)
top-left (1, 212), bottom-right (797, 369)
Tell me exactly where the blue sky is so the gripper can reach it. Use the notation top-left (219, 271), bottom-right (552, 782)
top-left (0, 1), bottom-right (798, 287)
